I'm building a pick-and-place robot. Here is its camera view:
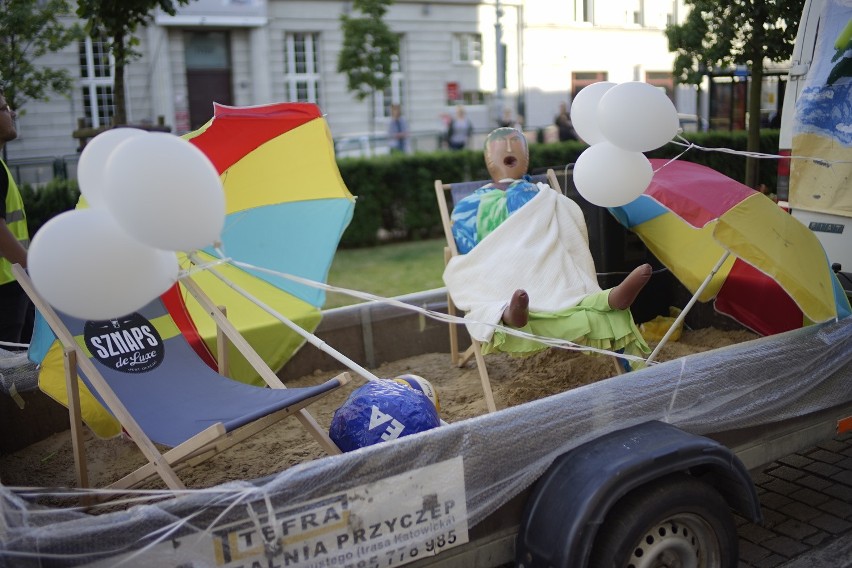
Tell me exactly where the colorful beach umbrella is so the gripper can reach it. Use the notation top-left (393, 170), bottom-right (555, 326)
top-left (179, 103), bottom-right (355, 385)
top-left (29, 103), bottom-right (355, 436)
top-left (609, 159), bottom-right (851, 338)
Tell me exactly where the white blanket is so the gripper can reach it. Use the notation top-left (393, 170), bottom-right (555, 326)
top-left (443, 185), bottom-right (602, 342)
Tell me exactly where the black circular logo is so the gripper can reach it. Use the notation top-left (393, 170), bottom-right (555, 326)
top-left (84, 313), bottom-right (164, 373)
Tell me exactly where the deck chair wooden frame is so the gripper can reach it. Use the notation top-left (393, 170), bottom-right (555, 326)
top-left (13, 265), bottom-right (349, 492)
top-left (435, 170), bottom-right (623, 413)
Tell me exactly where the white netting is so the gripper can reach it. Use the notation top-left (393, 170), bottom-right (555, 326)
top-left (1, 317), bottom-right (850, 567)
top-left (0, 347), bottom-right (38, 396)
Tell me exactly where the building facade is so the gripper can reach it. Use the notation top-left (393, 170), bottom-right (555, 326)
top-left (7, 0), bottom-right (693, 172)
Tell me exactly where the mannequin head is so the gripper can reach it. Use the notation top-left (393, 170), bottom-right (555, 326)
top-left (484, 127), bottom-right (529, 182)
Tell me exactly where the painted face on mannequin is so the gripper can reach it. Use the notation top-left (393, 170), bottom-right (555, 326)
top-left (484, 127), bottom-right (529, 182)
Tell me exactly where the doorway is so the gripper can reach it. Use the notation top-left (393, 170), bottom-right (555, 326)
top-left (185, 31), bottom-right (233, 131)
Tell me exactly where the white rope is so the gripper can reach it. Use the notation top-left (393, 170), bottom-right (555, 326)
top-left (667, 134), bottom-right (852, 167)
top-left (221, 256), bottom-right (652, 367)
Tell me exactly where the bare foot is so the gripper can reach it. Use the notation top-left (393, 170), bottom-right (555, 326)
top-left (502, 289), bottom-right (529, 327)
top-left (608, 264), bottom-right (653, 310)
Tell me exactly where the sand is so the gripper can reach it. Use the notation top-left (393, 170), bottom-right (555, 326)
top-left (0, 326), bottom-right (758, 498)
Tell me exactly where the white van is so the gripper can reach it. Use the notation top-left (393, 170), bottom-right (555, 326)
top-left (777, 0), bottom-right (852, 283)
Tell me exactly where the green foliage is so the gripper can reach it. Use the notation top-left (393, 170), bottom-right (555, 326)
top-left (665, 1), bottom-right (801, 187)
top-left (337, 0), bottom-right (400, 101)
top-left (325, 238), bottom-right (445, 308)
top-left (25, 132), bottom-right (782, 250)
top-left (336, 131), bottom-right (781, 248)
top-left (75, 0), bottom-right (191, 124)
top-left (75, 0), bottom-right (189, 65)
top-left (20, 177), bottom-right (80, 235)
top-left (665, 0), bottom-right (803, 85)
top-left (0, 0), bottom-right (83, 114)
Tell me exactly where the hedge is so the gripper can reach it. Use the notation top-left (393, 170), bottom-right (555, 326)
top-left (21, 130), bottom-right (781, 248)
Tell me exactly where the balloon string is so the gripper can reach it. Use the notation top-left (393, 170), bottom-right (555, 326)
top-left (668, 134), bottom-right (852, 167)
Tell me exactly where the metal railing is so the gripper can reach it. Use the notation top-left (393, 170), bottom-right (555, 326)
top-left (6, 155), bottom-right (80, 188)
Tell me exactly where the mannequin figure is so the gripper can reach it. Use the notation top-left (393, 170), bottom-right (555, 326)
top-left (444, 127), bottom-right (651, 363)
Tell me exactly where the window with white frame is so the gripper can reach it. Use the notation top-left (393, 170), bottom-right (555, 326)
top-left (376, 52), bottom-right (404, 119)
top-left (574, 0), bottom-right (593, 23)
top-left (453, 33), bottom-right (482, 64)
top-left (628, 0), bottom-right (644, 25)
top-left (79, 37), bottom-right (114, 128)
top-left (284, 32), bottom-right (321, 103)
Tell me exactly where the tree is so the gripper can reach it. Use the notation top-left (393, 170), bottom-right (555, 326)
top-left (75, 0), bottom-right (192, 126)
top-left (0, 0), bottom-right (82, 116)
top-left (666, 0), bottom-right (803, 188)
top-left (337, 0), bottom-right (400, 134)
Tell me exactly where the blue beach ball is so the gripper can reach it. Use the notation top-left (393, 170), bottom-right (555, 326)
top-left (329, 380), bottom-right (441, 452)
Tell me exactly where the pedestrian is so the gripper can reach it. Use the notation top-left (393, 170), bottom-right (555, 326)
top-left (447, 105), bottom-right (473, 150)
top-left (498, 107), bottom-right (523, 130)
top-left (0, 91), bottom-right (32, 348)
top-left (387, 104), bottom-right (409, 154)
top-left (554, 101), bottom-right (577, 142)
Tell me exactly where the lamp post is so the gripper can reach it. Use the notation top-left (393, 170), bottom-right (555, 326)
top-left (495, 0), bottom-right (505, 121)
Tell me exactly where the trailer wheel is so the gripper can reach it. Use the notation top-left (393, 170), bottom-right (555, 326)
top-left (588, 473), bottom-right (738, 568)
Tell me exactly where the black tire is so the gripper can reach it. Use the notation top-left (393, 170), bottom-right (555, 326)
top-left (587, 473), bottom-right (738, 568)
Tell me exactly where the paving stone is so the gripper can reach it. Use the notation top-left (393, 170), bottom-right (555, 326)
top-left (752, 554), bottom-right (787, 568)
top-left (806, 449), bottom-right (843, 465)
top-left (739, 436), bottom-right (852, 567)
top-left (739, 522), bottom-right (778, 543)
top-left (778, 501), bottom-right (821, 522)
top-left (774, 519), bottom-right (818, 540)
top-left (824, 483), bottom-right (852, 502)
top-left (803, 461), bottom-right (842, 477)
top-left (788, 487), bottom-right (830, 506)
top-left (763, 479), bottom-right (800, 497)
top-left (794, 474), bottom-right (833, 492)
top-left (739, 539), bottom-right (771, 564)
top-left (803, 531), bottom-right (831, 547)
top-left (778, 454), bottom-right (814, 469)
top-left (816, 439), bottom-right (848, 453)
top-left (760, 491), bottom-right (794, 509)
top-left (808, 514), bottom-right (852, 535)
top-left (761, 535), bottom-right (809, 558)
top-left (760, 508), bottom-right (788, 529)
top-left (770, 466), bottom-right (806, 482)
top-left (817, 499), bottom-right (852, 520)
top-left (830, 470), bottom-right (852, 486)
top-left (752, 471), bottom-right (775, 485)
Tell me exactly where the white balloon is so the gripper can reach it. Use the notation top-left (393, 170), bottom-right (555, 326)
top-left (102, 132), bottom-right (226, 252)
top-left (570, 81), bottom-right (615, 145)
top-left (573, 142), bottom-right (653, 207)
top-left (27, 209), bottom-right (179, 320)
top-left (77, 128), bottom-right (148, 208)
top-left (598, 81), bottom-right (679, 152)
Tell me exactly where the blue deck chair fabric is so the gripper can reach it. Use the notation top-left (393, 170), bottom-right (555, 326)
top-left (54, 295), bottom-right (341, 448)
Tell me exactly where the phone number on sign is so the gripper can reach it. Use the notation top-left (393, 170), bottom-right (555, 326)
top-left (341, 530), bottom-right (461, 568)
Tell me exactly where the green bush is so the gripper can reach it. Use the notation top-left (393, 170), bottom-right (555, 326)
top-left (22, 131), bottom-right (781, 248)
top-left (335, 130), bottom-right (781, 248)
top-left (19, 178), bottom-right (80, 236)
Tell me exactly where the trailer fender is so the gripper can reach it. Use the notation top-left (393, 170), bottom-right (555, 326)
top-left (515, 420), bottom-right (762, 568)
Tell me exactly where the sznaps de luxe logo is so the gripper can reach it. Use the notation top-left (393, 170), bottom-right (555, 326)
top-left (84, 313), bottom-right (164, 373)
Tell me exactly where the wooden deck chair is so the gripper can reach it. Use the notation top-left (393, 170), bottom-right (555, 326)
top-left (434, 170), bottom-right (624, 413)
top-left (13, 265), bottom-right (349, 492)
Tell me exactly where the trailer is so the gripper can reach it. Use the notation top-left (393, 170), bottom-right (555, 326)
top-left (1, 284), bottom-right (850, 568)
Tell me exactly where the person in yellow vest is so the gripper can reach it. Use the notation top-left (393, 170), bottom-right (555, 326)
top-left (0, 91), bottom-right (31, 347)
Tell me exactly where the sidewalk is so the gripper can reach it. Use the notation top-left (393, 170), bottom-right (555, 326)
top-left (736, 433), bottom-right (852, 568)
